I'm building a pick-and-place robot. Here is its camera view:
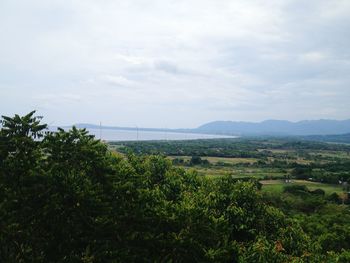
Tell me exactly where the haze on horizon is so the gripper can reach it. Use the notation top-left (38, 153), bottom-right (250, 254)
top-left (1, 0), bottom-right (350, 129)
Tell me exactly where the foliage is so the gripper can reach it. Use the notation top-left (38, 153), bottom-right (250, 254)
top-left (1, 112), bottom-right (350, 262)
top-left (113, 138), bottom-right (350, 185)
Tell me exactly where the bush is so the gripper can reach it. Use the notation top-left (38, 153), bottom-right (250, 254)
top-left (283, 185), bottom-right (309, 195)
top-left (326, 192), bottom-right (342, 204)
top-left (310, 188), bottom-right (325, 196)
top-left (189, 155), bottom-right (202, 165)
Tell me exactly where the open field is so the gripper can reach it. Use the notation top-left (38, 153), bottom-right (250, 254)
top-left (193, 167), bottom-right (287, 179)
top-left (167, 155), bottom-right (258, 164)
top-left (261, 179), bottom-right (344, 194)
top-left (309, 150), bottom-right (350, 159)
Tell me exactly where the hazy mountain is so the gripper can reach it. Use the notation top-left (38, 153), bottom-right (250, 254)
top-left (195, 119), bottom-right (350, 136)
top-left (69, 119), bottom-right (350, 137)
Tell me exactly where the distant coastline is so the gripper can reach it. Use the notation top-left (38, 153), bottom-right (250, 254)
top-left (51, 126), bottom-right (237, 141)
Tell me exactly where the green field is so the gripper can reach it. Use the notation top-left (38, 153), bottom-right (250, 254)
top-left (261, 179), bottom-right (344, 194)
top-left (167, 155), bottom-right (258, 164)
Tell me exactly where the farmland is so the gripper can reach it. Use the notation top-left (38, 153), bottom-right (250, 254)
top-left (110, 137), bottom-right (350, 196)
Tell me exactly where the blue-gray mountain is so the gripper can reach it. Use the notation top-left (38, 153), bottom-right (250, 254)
top-left (72, 119), bottom-right (350, 137)
top-left (195, 119), bottom-right (350, 136)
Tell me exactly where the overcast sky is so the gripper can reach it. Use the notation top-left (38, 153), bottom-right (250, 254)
top-left (1, 0), bottom-right (350, 128)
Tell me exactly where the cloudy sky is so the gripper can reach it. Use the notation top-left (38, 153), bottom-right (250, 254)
top-left (1, 0), bottom-right (350, 128)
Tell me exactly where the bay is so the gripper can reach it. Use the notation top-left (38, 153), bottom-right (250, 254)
top-left (85, 128), bottom-right (236, 141)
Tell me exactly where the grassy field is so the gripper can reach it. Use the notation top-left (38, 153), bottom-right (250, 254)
top-left (204, 156), bottom-right (258, 164)
top-left (173, 160), bottom-right (287, 179)
top-left (260, 179), bottom-right (344, 194)
top-left (309, 150), bottom-right (350, 159)
top-left (168, 156), bottom-right (258, 164)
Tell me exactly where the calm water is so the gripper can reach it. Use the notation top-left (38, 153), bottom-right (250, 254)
top-left (85, 128), bottom-right (236, 141)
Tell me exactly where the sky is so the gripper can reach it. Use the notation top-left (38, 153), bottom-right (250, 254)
top-left (1, 0), bottom-right (350, 128)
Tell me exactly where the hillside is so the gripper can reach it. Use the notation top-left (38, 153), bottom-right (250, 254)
top-left (195, 119), bottom-right (350, 136)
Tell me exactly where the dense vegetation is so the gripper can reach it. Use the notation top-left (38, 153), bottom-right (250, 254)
top-left (111, 137), bottom-right (350, 158)
top-left (1, 112), bottom-right (350, 262)
top-left (112, 138), bottom-right (350, 184)
top-left (301, 133), bottom-right (350, 144)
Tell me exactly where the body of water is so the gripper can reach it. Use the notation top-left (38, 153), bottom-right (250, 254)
top-left (85, 128), bottom-right (236, 141)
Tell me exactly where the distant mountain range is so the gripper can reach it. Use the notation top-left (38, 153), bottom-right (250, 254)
top-left (194, 119), bottom-right (350, 136)
top-left (71, 119), bottom-right (350, 139)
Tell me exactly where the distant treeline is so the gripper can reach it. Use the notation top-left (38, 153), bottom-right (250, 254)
top-left (301, 133), bottom-right (350, 144)
top-left (112, 138), bottom-right (350, 157)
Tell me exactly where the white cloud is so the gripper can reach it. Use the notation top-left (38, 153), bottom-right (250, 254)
top-left (299, 52), bottom-right (327, 63)
top-left (101, 75), bottom-right (136, 87)
top-left (0, 0), bottom-right (349, 127)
